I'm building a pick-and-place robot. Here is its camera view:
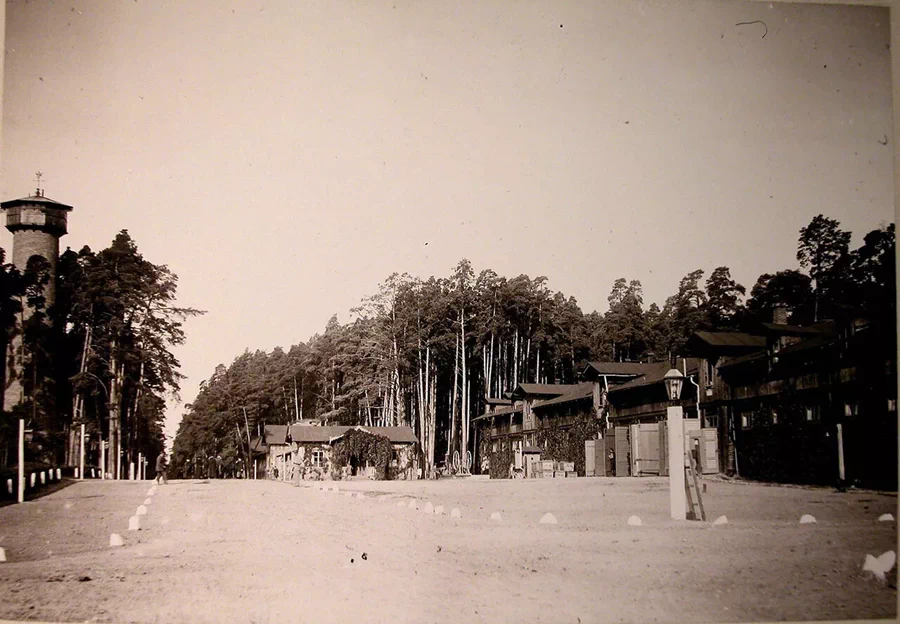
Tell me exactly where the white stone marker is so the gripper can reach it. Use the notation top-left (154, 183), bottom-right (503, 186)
top-left (434, 506), bottom-right (445, 515)
top-left (878, 513), bottom-right (894, 522)
top-left (407, 499), bottom-right (418, 510)
top-left (667, 404), bottom-right (686, 521)
top-left (539, 512), bottom-right (557, 525)
top-left (627, 515), bottom-right (642, 526)
top-left (144, 498), bottom-right (152, 506)
top-left (799, 514), bottom-right (817, 524)
top-left (450, 508), bottom-right (461, 519)
top-left (7, 479), bottom-right (12, 494)
top-left (422, 502), bottom-right (434, 514)
top-left (0, 547), bottom-right (6, 562)
top-left (128, 516), bottom-right (140, 531)
top-left (489, 512), bottom-right (503, 522)
top-left (40, 471), bottom-right (45, 484)
top-left (56, 469), bottom-right (61, 480)
top-left (109, 534), bottom-right (124, 547)
top-left (713, 515), bottom-right (728, 526)
top-left (136, 505), bottom-right (148, 516)
top-left (863, 550), bottom-right (896, 583)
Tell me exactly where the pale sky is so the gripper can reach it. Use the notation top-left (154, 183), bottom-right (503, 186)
top-left (0, 0), bottom-right (894, 445)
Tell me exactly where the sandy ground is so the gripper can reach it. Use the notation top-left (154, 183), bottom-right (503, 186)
top-left (0, 475), bottom-right (896, 623)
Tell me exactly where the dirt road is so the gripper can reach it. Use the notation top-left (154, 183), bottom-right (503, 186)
top-left (0, 476), bottom-right (895, 623)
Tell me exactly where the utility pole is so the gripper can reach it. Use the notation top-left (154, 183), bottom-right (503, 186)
top-left (79, 424), bottom-right (85, 480)
top-left (17, 419), bottom-right (25, 503)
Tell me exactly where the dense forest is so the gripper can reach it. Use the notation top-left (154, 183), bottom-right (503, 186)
top-left (175, 214), bottom-right (894, 476)
top-left (0, 231), bottom-right (201, 476)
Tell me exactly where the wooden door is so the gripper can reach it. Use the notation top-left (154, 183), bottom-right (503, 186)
top-left (615, 427), bottom-right (630, 477)
top-left (585, 440), bottom-right (596, 476)
top-left (701, 428), bottom-right (718, 474)
top-left (636, 423), bottom-right (660, 475)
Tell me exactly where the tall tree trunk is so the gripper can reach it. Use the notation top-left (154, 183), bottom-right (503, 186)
top-left (460, 309), bottom-right (467, 463)
top-left (450, 331), bottom-right (459, 461)
top-left (513, 329), bottom-right (519, 387)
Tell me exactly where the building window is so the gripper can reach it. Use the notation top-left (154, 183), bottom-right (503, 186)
top-left (705, 360), bottom-right (715, 385)
top-left (311, 448), bottom-right (324, 468)
top-left (741, 411), bottom-right (754, 429)
top-left (888, 399), bottom-right (897, 413)
top-left (705, 414), bottom-right (718, 429)
top-left (843, 403), bottom-right (858, 417)
top-left (770, 409), bottom-right (778, 425)
top-left (805, 406), bottom-right (820, 422)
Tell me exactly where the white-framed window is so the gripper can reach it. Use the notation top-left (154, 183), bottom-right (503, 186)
top-left (843, 403), bottom-right (858, 417)
top-left (741, 411), bottom-right (754, 429)
top-left (805, 406), bottom-right (820, 422)
top-left (311, 448), bottom-right (325, 468)
top-left (705, 414), bottom-right (719, 429)
top-left (705, 360), bottom-right (715, 385)
top-left (888, 399), bottom-right (897, 413)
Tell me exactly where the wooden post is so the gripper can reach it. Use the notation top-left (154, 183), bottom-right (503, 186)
top-left (836, 423), bottom-right (845, 482)
top-left (129, 461), bottom-right (135, 481)
top-left (100, 440), bottom-right (106, 480)
top-left (667, 406), bottom-right (686, 520)
top-left (79, 424), bottom-right (85, 481)
top-left (17, 419), bottom-right (25, 503)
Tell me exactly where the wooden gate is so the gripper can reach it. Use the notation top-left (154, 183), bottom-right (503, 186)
top-left (630, 423), bottom-right (660, 476)
top-left (659, 422), bottom-right (719, 476)
top-left (614, 427), bottom-right (630, 477)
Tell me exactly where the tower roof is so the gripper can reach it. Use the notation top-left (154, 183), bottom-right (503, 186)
top-left (1, 193), bottom-right (73, 212)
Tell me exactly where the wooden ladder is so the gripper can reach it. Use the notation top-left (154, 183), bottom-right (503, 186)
top-left (684, 450), bottom-right (706, 521)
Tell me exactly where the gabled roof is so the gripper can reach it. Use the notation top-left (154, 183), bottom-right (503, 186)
top-left (288, 424), bottom-right (418, 444)
top-left (607, 361), bottom-right (699, 394)
top-left (758, 322), bottom-right (835, 337)
top-left (484, 397), bottom-right (513, 406)
top-left (264, 424), bottom-right (288, 446)
top-left (473, 404), bottom-right (523, 422)
top-left (689, 331), bottom-right (766, 349)
top-left (581, 361), bottom-right (661, 379)
top-left (510, 383), bottom-right (576, 398)
top-left (532, 383), bottom-right (594, 410)
top-left (716, 350), bottom-right (767, 371)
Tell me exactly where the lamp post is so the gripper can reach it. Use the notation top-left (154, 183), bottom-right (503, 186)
top-left (664, 368), bottom-right (686, 520)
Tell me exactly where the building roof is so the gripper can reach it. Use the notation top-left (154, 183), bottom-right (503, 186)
top-left (473, 404), bottom-right (523, 422)
top-left (716, 350), bottom-right (767, 370)
top-left (1, 193), bottom-right (74, 211)
top-left (288, 424), bottom-right (418, 444)
top-left (523, 446), bottom-right (543, 454)
top-left (510, 383), bottom-right (577, 398)
top-left (758, 322), bottom-right (834, 337)
top-left (581, 361), bottom-right (662, 379)
top-left (249, 436), bottom-right (267, 456)
top-left (606, 361), bottom-right (700, 394)
top-left (532, 383), bottom-right (594, 410)
top-left (264, 424), bottom-right (288, 446)
top-left (690, 331), bottom-right (766, 349)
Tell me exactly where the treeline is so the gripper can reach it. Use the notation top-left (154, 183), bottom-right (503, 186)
top-left (0, 231), bottom-right (201, 475)
top-left (173, 215), bottom-right (895, 474)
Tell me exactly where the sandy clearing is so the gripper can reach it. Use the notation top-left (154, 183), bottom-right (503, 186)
top-left (0, 476), bottom-right (895, 623)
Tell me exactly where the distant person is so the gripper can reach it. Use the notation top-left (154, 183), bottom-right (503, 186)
top-left (207, 455), bottom-right (218, 479)
top-left (155, 452), bottom-right (168, 485)
top-left (216, 455), bottom-right (223, 479)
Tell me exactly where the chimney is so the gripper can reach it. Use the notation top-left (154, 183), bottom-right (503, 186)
top-left (772, 304), bottom-right (788, 325)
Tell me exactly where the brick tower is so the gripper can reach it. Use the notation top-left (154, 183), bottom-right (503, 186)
top-left (1, 174), bottom-right (73, 410)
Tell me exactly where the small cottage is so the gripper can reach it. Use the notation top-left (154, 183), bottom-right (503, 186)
top-left (264, 423), bottom-right (419, 481)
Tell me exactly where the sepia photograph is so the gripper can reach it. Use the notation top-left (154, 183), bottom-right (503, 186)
top-left (0, 0), bottom-right (896, 622)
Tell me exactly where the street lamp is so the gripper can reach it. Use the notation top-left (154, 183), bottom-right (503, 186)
top-left (663, 368), bottom-right (685, 402)
top-left (664, 368), bottom-right (686, 520)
